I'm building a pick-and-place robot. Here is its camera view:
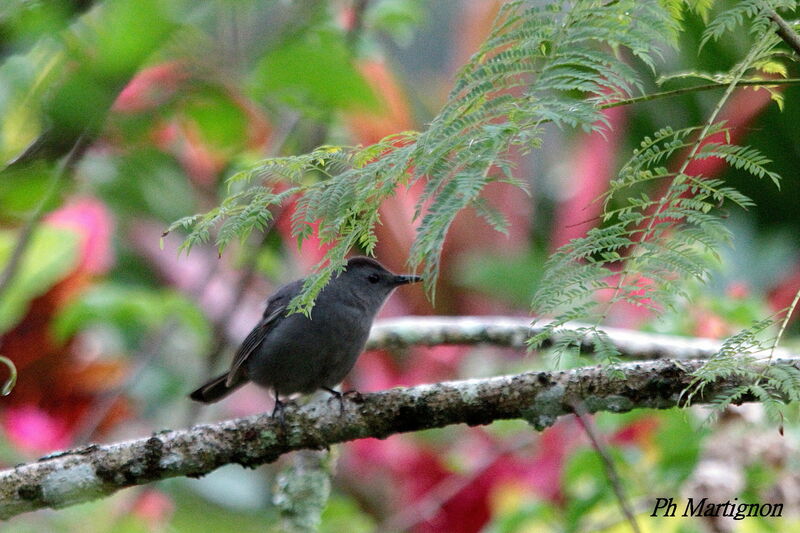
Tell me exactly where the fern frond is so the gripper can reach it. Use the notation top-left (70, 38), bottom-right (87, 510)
top-left (531, 7), bottom-right (785, 356)
top-left (693, 143), bottom-right (782, 187)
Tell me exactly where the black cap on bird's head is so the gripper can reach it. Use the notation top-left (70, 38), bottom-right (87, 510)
top-left (335, 256), bottom-right (422, 307)
top-left (345, 256), bottom-right (422, 284)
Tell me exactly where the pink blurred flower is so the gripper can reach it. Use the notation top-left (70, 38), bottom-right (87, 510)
top-left (3, 405), bottom-right (72, 455)
top-left (45, 196), bottom-right (114, 275)
top-left (132, 489), bottom-right (175, 531)
top-left (726, 281), bottom-right (750, 300)
top-left (113, 62), bottom-right (188, 113)
top-left (693, 311), bottom-right (730, 339)
top-left (275, 214), bottom-right (333, 269)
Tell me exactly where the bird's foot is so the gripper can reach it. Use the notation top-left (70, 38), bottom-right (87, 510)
top-left (323, 387), bottom-right (364, 415)
top-left (322, 387), bottom-right (347, 416)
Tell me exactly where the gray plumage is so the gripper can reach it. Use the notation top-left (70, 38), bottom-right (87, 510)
top-left (190, 257), bottom-right (421, 405)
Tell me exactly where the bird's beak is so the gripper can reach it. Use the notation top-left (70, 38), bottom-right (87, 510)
top-left (392, 274), bottom-right (422, 286)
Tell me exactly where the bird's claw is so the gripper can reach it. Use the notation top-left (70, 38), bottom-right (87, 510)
top-left (323, 387), bottom-right (349, 416)
top-left (342, 389), bottom-right (364, 403)
top-left (271, 398), bottom-right (287, 431)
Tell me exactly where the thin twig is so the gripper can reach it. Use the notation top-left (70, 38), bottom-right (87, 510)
top-left (757, 287), bottom-right (800, 387)
top-left (0, 135), bottom-right (88, 303)
top-left (0, 356), bottom-right (17, 395)
top-left (573, 402), bottom-right (641, 533)
top-left (374, 435), bottom-right (535, 532)
top-left (768, 10), bottom-right (800, 56)
top-left (600, 78), bottom-right (800, 110)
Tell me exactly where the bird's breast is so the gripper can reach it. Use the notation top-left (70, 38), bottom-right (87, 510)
top-left (247, 303), bottom-right (370, 393)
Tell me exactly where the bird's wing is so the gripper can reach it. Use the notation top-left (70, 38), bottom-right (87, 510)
top-left (225, 280), bottom-right (301, 386)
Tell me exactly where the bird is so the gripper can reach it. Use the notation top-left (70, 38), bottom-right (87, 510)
top-left (189, 256), bottom-right (421, 418)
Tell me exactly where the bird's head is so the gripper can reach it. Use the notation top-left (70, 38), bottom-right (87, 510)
top-left (336, 256), bottom-right (422, 310)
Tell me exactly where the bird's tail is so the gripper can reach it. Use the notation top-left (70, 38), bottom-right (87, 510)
top-left (189, 372), bottom-right (247, 403)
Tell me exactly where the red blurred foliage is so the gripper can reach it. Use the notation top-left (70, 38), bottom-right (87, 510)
top-left (113, 61), bottom-right (190, 113)
top-left (0, 197), bottom-right (128, 455)
top-left (552, 107), bottom-right (627, 248)
top-left (441, 1), bottom-right (533, 316)
top-left (769, 268), bottom-right (800, 322)
top-left (347, 59), bottom-right (414, 145)
top-left (611, 417), bottom-right (660, 447)
top-left (343, 423), bottom-right (574, 533)
top-left (113, 61), bottom-right (273, 185)
top-left (155, 120), bottom-right (225, 186)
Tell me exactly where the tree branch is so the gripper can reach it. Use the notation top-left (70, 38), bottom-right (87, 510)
top-left (1, 355), bottom-right (797, 520)
top-left (366, 315), bottom-right (744, 359)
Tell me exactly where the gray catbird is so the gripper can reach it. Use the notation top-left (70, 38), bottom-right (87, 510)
top-left (190, 256), bottom-right (421, 416)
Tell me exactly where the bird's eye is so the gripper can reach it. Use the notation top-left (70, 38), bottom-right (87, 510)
top-left (367, 273), bottom-right (380, 283)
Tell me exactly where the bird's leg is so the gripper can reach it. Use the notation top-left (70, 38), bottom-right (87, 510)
top-left (271, 393), bottom-right (286, 429)
top-left (322, 387), bottom-right (345, 416)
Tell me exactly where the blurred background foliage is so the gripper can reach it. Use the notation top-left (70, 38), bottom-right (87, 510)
top-left (0, 0), bottom-right (799, 532)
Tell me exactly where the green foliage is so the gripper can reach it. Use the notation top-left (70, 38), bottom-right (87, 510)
top-left (181, 86), bottom-right (250, 153)
top-left (0, 39), bottom-right (63, 167)
top-left (53, 283), bottom-right (211, 349)
top-left (701, 0), bottom-right (796, 48)
top-left (319, 494), bottom-right (375, 533)
top-left (0, 0), bottom-right (185, 169)
top-left (682, 315), bottom-right (800, 424)
top-left (529, 123), bottom-right (780, 365)
top-left (173, 0), bottom-right (679, 313)
top-left (483, 410), bottom-right (706, 532)
top-left (0, 161), bottom-right (62, 217)
top-left (252, 25), bottom-right (380, 113)
top-left (367, 0), bottom-right (426, 46)
top-left (0, 226), bottom-right (79, 334)
top-left (455, 248), bottom-right (547, 308)
top-left (100, 149), bottom-right (198, 223)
